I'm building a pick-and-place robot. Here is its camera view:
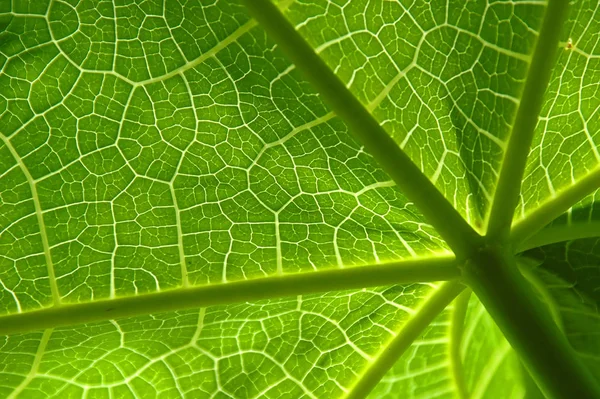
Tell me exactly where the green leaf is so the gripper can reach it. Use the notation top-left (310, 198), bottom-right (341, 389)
top-left (1, 0), bottom-right (600, 398)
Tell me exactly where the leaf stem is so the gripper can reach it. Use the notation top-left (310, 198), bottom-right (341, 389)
top-left (240, 0), bottom-right (481, 258)
top-left (344, 281), bottom-right (465, 399)
top-left (512, 167), bottom-right (600, 246)
top-left (462, 247), bottom-right (600, 399)
top-left (518, 221), bottom-right (600, 252)
top-left (486, 0), bottom-right (570, 240)
top-left (0, 256), bottom-right (459, 335)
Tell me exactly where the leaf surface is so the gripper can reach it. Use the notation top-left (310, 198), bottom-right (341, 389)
top-left (1, 0), bottom-right (600, 398)
top-left (0, 0), bottom-right (448, 315)
top-left (2, 285), bottom-right (440, 398)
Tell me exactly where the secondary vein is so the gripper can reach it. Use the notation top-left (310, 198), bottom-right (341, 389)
top-left (0, 133), bottom-right (61, 306)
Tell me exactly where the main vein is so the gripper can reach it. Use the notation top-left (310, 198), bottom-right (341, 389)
top-left (240, 0), bottom-right (481, 258)
top-left (486, 0), bottom-right (570, 240)
top-left (0, 255), bottom-right (459, 336)
top-left (512, 166), bottom-right (600, 246)
top-left (519, 221), bottom-right (600, 252)
top-left (344, 282), bottom-right (465, 399)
